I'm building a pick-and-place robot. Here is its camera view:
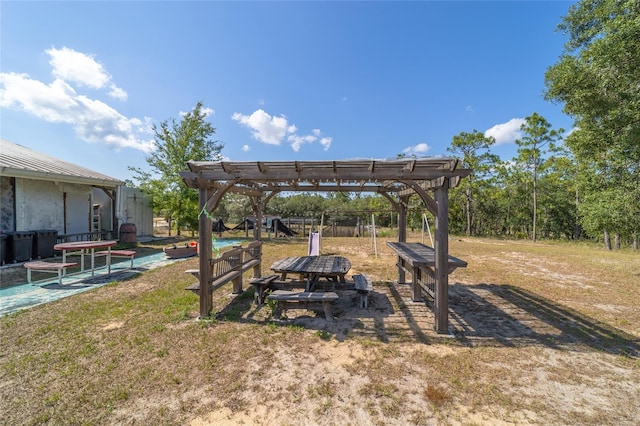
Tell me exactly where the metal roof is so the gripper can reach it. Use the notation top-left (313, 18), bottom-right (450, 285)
top-left (0, 139), bottom-right (123, 187)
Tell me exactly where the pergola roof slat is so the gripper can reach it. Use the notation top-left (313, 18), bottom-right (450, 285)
top-left (183, 159), bottom-right (463, 186)
top-left (182, 159), bottom-right (468, 197)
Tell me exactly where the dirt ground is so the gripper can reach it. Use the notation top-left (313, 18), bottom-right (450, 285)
top-left (180, 240), bottom-right (639, 425)
top-left (2, 236), bottom-right (639, 425)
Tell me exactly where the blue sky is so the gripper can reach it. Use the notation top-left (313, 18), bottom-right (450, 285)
top-left (1, 1), bottom-right (576, 182)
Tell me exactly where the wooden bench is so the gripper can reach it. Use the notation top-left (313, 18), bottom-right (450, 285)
top-left (185, 264), bottom-right (241, 295)
top-left (24, 261), bottom-right (78, 285)
top-left (249, 274), bottom-right (279, 305)
top-left (186, 241), bottom-right (263, 295)
top-left (353, 273), bottom-right (373, 308)
top-left (266, 290), bottom-right (339, 322)
top-left (97, 250), bottom-right (136, 273)
top-left (185, 268), bottom-right (200, 279)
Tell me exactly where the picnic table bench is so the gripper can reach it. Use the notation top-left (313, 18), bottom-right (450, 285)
top-left (249, 274), bottom-right (280, 305)
top-left (185, 241), bottom-right (263, 295)
top-left (353, 273), bottom-right (373, 308)
top-left (96, 249), bottom-right (136, 273)
top-left (24, 261), bottom-right (78, 285)
top-left (267, 290), bottom-right (339, 322)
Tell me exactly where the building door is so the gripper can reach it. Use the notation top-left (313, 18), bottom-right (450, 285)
top-left (65, 192), bottom-right (90, 234)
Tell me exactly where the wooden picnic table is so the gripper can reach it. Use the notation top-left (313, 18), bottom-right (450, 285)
top-left (386, 241), bottom-right (467, 302)
top-left (54, 240), bottom-right (118, 277)
top-left (270, 255), bottom-right (351, 291)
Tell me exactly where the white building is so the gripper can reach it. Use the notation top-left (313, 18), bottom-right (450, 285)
top-left (0, 139), bottom-right (151, 240)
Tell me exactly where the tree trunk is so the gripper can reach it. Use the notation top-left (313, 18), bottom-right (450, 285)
top-left (575, 188), bottom-right (581, 240)
top-left (532, 159), bottom-right (538, 243)
top-left (614, 233), bottom-right (621, 250)
top-left (466, 186), bottom-right (472, 236)
top-left (604, 230), bottom-right (611, 250)
top-left (633, 232), bottom-right (638, 251)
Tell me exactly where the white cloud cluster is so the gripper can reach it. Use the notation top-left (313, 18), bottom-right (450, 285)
top-left (484, 118), bottom-right (525, 145)
top-left (0, 47), bottom-right (155, 152)
top-left (232, 109), bottom-right (332, 152)
top-left (231, 109), bottom-right (294, 145)
top-left (47, 47), bottom-right (127, 100)
top-left (402, 142), bottom-right (430, 157)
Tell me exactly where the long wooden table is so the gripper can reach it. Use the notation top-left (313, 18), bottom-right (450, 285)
top-left (54, 240), bottom-right (118, 277)
top-left (386, 241), bottom-right (467, 302)
top-left (270, 255), bottom-right (351, 291)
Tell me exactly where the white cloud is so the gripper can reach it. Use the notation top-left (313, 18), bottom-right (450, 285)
top-left (46, 46), bottom-right (127, 100)
top-left (72, 95), bottom-right (154, 151)
top-left (233, 108), bottom-right (333, 152)
top-left (0, 74), bottom-right (77, 122)
top-left (402, 143), bottom-right (430, 156)
top-left (231, 109), bottom-right (292, 145)
top-left (288, 134), bottom-right (317, 152)
top-left (484, 118), bottom-right (525, 145)
top-left (242, 144), bottom-right (250, 152)
top-left (0, 47), bottom-right (155, 152)
top-left (108, 85), bottom-right (127, 101)
top-left (320, 137), bottom-right (332, 151)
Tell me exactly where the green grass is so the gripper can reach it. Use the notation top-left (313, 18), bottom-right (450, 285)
top-left (1, 235), bottom-right (639, 425)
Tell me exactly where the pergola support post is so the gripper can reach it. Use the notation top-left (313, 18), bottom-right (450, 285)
top-left (397, 195), bottom-right (408, 286)
top-left (232, 273), bottom-right (243, 294)
top-left (250, 196), bottom-right (264, 241)
top-left (251, 192), bottom-right (278, 242)
top-left (198, 187), bottom-right (213, 318)
top-left (247, 196), bottom-right (267, 281)
top-left (434, 182), bottom-right (450, 334)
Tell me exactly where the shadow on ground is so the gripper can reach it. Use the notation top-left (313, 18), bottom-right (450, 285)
top-left (211, 279), bottom-right (639, 357)
top-left (448, 282), bottom-right (640, 357)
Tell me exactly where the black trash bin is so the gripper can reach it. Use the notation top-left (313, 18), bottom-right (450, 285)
top-left (7, 231), bottom-right (34, 263)
top-left (32, 229), bottom-right (58, 259)
top-left (0, 234), bottom-right (6, 266)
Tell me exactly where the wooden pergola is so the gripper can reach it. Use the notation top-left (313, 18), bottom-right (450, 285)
top-left (180, 158), bottom-right (470, 333)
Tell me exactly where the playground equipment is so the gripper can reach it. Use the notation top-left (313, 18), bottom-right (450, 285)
top-left (422, 213), bottom-right (434, 246)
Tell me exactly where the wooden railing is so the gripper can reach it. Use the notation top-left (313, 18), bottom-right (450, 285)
top-left (57, 231), bottom-right (115, 243)
top-left (186, 240), bottom-right (263, 294)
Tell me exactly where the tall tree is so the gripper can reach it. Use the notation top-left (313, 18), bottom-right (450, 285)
top-left (447, 130), bottom-right (499, 236)
top-left (544, 0), bottom-right (640, 248)
top-left (129, 101), bottom-right (223, 235)
top-left (514, 113), bottom-right (564, 242)
top-left (536, 150), bottom-right (578, 239)
top-left (494, 161), bottom-right (532, 238)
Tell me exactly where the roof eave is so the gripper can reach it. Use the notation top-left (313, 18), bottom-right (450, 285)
top-left (0, 167), bottom-right (124, 188)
